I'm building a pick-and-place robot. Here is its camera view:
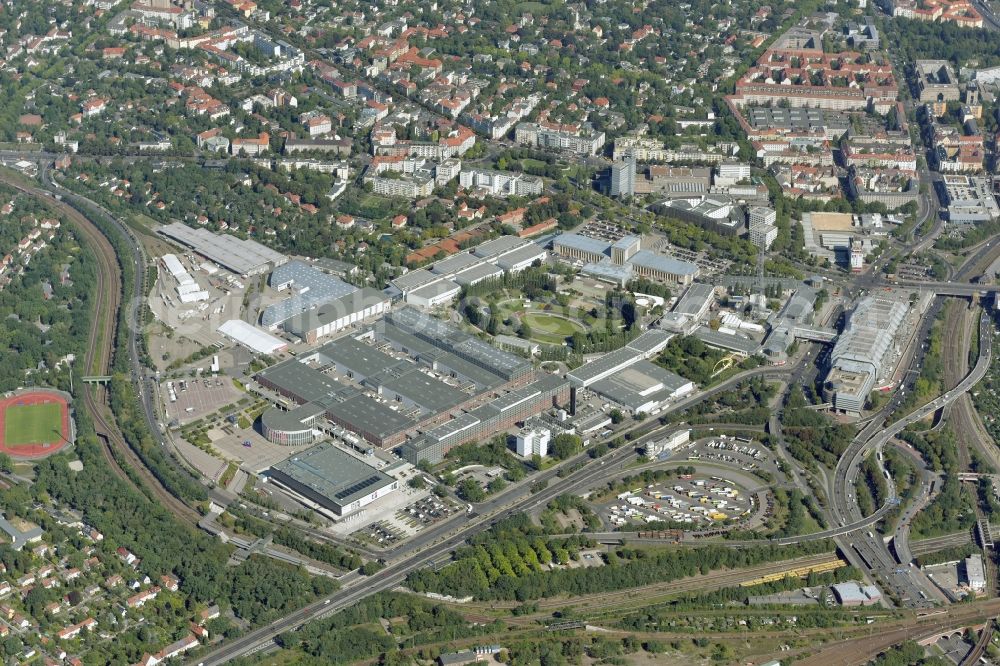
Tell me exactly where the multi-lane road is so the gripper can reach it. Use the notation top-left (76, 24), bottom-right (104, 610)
top-left (830, 310), bottom-right (994, 607)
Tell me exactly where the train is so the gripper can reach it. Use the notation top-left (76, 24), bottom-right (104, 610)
top-left (635, 530), bottom-right (684, 542)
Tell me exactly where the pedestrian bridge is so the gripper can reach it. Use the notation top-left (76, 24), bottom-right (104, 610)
top-left (791, 325), bottom-right (838, 343)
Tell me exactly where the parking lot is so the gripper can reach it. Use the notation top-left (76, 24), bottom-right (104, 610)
top-left (598, 472), bottom-right (756, 529)
top-left (396, 495), bottom-right (459, 530)
top-left (684, 435), bottom-right (781, 478)
top-left (163, 376), bottom-right (242, 425)
top-left (351, 520), bottom-right (405, 547)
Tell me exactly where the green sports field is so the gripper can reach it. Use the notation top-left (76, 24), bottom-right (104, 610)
top-left (4, 402), bottom-right (63, 447)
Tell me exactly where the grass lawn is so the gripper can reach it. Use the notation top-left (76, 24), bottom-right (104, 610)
top-left (495, 297), bottom-right (526, 319)
top-left (523, 312), bottom-right (585, 344)
top-left (133, 213), bottom-right (159, 227)
top-left (4, 402), bottom-right (63, 447)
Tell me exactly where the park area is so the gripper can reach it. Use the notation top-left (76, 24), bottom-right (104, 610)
top-left (0, 390), bottom-right (71, 458)
top-left (522, 311), bottom-right (586, 344)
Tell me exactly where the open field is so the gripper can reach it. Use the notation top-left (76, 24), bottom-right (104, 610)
top-left (4, 402), bottom-right (63, 446)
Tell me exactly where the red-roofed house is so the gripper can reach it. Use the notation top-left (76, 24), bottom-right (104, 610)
top-left (81, 98), bottom-right (107, 118)
top-left (126, 586), bottom-right (161, 609)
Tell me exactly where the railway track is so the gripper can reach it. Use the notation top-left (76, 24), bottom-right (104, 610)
top-left (961, 618), bottom-right (994, 665)
top-left (910, 531), bottom-right (974, 557)
top-left (449, 552), bottom-right (842, 619)
top-left (0, 170), bottom-right (200, 525)
top-left (793, 600), bottom-right (1000, 666)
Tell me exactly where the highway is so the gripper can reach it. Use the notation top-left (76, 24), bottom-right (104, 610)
top-left (970, 0), bottom-right (1000, 30)
top-left (830, 310), bottom-right (994, 607)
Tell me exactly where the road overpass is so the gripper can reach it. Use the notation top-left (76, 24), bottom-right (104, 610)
top-left (831, 310), bottom-right (994, 607)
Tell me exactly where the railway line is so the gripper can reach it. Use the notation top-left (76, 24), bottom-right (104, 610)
top-left (447, 552), bottom-right (842, 618)
top-left (942, 302), bottom-right (974, 470)
top-left (0, 169), bottom-right (201, 525)
top-left (909, 531), bottom-right (974, 557)
top-left (793, 599), bottom-right (1000, 666)
top-left (960, 618), bottom-right (994, 665)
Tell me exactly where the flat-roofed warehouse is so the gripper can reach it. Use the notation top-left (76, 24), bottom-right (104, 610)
top-left (256, 358), bottom-right (342, 405)
top-left (281, 287), bottom-right (390, 344)
top-left (320, 386), bottom-right (417, 447)
top-left (589, 361), bottom-right (694, 415)
top-left (399, 373), bottom-right (571, 464)
top-left (314, 336), bottom-right (402, 381)
top-left (263, 260), bottom-right (360, 329)
top-left (566, 329), bottom-right (673, 387)
top-left (386, 308), bottom-right (534, 383)
top-left (377, 319), bottom-right (510, 390)
top-left (369, 366), bottom-right (469, 415)
top-left (266, 442), bottom-right (398, 517)
top-left (157, 222), bottom-right (287, 277)
top-left (255, 310), bottom-right (550, 449)
top-left (217, 320), bottom-right (288, 355)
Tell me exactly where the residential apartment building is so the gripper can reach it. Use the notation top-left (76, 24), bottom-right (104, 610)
top-left (515, 121), bottom-right (606, 156)
top-left (459, 168), bottom-right (543, 198)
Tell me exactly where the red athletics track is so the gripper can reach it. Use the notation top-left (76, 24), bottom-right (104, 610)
top-left (0, 391), bottom-right (71, 459)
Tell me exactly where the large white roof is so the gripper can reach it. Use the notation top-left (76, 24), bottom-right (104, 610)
top-left (218, 320), bottom-right (288, 355)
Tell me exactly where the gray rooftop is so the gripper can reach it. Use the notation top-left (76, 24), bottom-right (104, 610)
top-left (422, 412), bottom-right (481, 443)
top-left (775, 289), bottom-right (816, 327)
top-left (454, 262), bottom-right (503, 285)
top-left (590, 361), bottom-right (691, 409)
top-left (391, 268), bottom-right (440, 293)
top-left (388, 308), bottom-right (531, 378)
top-left (409, 279), bottom-right (461, 301)
top-left (581, 260), bottom-right (632, 284)
top-left (260, 401), bottom-right (327, 434)
top-left (831, 296), bottom-right (907, 373)
top-left (257, 359), bottom-right (341, 404)
top-left (472, 235), bottom-right (531, 260)
top-left (282, 287), bottom-right (387, 337)
top-left (553, 233), bottom-right (612, 258)
top-left (379, 322), bottom-right (507, 389)
top-left (430, 252), bottom-right (481, 276)
top-left (496, 244), bottom-right (546, 270)
top-left (613, 235), bottom-right (641, 250)
top-left (693, 326), bottom-right (760, 355)
top-left (673, 283), bottom-right (716, 315)
top-left (630, 250), bottom-right (699, 277)
top-left (263, 261), bottom-right (359, 328)
top-left (158, 222), bottom-right (286, 276)
top-left (0, 515), bottom-right (43, 551)
top-left (320, 386), bottom-right (417, 438)
top-left (317, 336), bottom-right (401, 379)
top-left (566, 346), bottom-right (642, 386)
top-left (309, 257), bottom-right (358, 276)
top-left (269, 442), bottom-right (395, 507)
top-left (374, 367), bottom-right (469, 413)
top-left (626, 329), bottom-right (673, 355)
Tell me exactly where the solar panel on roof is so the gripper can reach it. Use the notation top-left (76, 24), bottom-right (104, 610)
top-left (334, 475), bottom-right (382, 500)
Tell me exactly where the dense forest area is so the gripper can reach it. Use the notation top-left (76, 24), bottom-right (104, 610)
top-left (781, 386), bottom-right (856, 470)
